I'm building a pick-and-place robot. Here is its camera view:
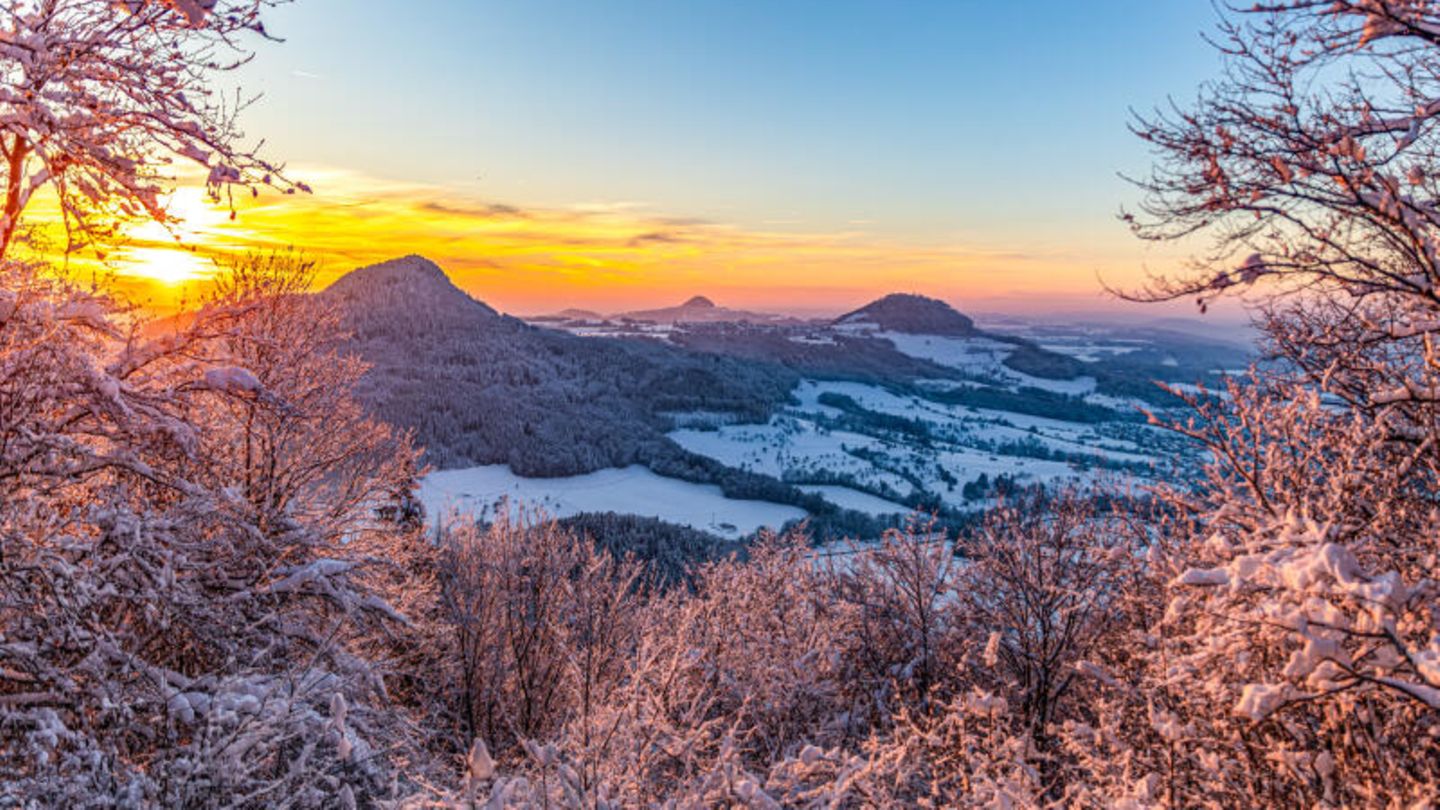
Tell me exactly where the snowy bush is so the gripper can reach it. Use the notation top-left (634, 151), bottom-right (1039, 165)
top-left (0, 257), bottom-right (427, 806)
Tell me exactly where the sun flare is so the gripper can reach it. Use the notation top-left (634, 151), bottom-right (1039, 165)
top-left (113, 188), bottom-right (231, 287)
top-left (117, 245), bottom-right (219, 285)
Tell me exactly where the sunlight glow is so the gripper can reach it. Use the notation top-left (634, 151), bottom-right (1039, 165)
top-left (28, 166), bottom-right (1173, 315)
top-left (113, 188), bottom-right (231, 287)
top-left (117, 246), bottom-right (218, 285)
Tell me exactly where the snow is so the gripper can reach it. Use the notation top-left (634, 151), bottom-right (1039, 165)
top-left (669, 377), bottom-right (1160, 511)
top-left (170, 0), bottom-right (218, 26)
top-left (788, 334), bottom-right (838, 346)
top-left (874, 331), bottom-right (1100, 394)
top-left (669, 421), bottom-right (917, 497)
top-left (204, 366), bottom-right (262, 393)
top-left (873, 332), bottom-right (1013, 375)
top-left (420, 464), bottom-right (807, 539)
top-left (1234, 683), bottom-right (1294, 721)
top-left (798, 485), bottom-right (911, 516)
top-left (933, 446), bottom-right (1077, 487)
top-left (264, 559), bottom-right (355, 594)
top-left (798, 380), bottom-right (1152, 464)
top-left (1175, 567), bottom-right (1229, 587)
top-left (1039, 342), bottom-right (1143, 363)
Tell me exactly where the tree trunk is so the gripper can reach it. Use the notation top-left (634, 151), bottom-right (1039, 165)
top-left (1, 135), bottom-right (31, 259)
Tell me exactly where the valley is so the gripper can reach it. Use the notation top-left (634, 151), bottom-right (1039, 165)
top-left (331, 257), bottom-right (1248, 543)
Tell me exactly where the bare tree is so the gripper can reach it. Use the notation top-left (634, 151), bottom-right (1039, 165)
top-left (181, 251), bottom-right (421, 545)
top-left (0, 255), bottom-right (423, 805)
top-left (955, 493), bottom-right (1137, 755)
top-left (434, 510), bottom-right (643, 763)
top-left (1120, 3), bottom-right (1440, 804)
top-left (826, 518), bottom-right (960, 729)
top-left (1126, 3), bottom-right (1440, 400)
top-left (0, 0), bottom-right (304, 258)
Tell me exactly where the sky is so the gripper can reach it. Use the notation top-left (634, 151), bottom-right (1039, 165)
top-left (83, 1), bottom-right (1240, 319)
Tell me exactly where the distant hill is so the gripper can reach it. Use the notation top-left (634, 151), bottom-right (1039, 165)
top-left (670, 326), bottom-right (965, 384)
top-left (835, 293), bottom-right (978, 336)
top-left (1137, 319), bottom-right (1258, 352)
top-left (553, 308), bottom-right (606, 322)
top-left (615, 295), bottom-right (786, 324)
top-left (322, 256), bottom-right (797, 477)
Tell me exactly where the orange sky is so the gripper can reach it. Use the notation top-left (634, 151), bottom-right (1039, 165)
top-left (25, 164), bottom-right (1183, 318)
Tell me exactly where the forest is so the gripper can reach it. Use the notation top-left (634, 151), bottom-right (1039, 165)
top-left (324, 255), bottom-right (797, 477)
top-left (2, 1), bottom-right (1439, 807)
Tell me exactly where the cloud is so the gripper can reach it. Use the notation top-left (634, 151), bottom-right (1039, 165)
top-left (417, 200), bottom-right (531, 220)
top-left (22, 163), bottom-right (1149, 315)
top-left (626, 231), bottom-right (690, 247)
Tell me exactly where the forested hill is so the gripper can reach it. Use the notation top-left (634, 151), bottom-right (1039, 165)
top-left (322, 255), bottom-right (797, 475)
top-left (835, 292), bottom-right (978, 336)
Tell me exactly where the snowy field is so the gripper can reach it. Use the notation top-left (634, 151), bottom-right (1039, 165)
top-left (421, 325), bottom-right (1187, 534)
top-left (1037, 340), bottom-right (1148, 362)
top-left (670, 377), bottom-right (1160, 512)
top-left (797, 484), bottom-right (912, 516)
top-left (669, 420), bottom-right (918, 498)
top-left (873, 332), bottom-right (1100, 395)
top-left (420, 464), bottom-right (806, 539)
top-left (874, 332), bottom-right (1012, 375)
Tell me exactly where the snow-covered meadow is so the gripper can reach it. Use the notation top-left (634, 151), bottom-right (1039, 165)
top-left (419, 464), bottom-right (806, 539)
top-left (797, 484), bottom-right (910, 516)
top-left (671, 376), bottom-right (1165, 512)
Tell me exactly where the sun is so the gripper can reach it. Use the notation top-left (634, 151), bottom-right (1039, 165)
top-left (114, 187), bottom-right (231, 286)
top-left (117, 245), bottom-right (218, 285)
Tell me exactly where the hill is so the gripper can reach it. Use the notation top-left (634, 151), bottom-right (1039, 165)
top-left (322, 256), bottom-right (797, 477)
top-left (538, 308), bottom-right (607, 322)
top-left (835, 293), bottom-right (978, 336)
top-left (614, 295), bottom-right (786, 324)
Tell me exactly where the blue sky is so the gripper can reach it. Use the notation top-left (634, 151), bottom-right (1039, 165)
top-left (239, 1), bottom-right (1220, 239)
top-left (188, 1), bottom-right (1250, 318)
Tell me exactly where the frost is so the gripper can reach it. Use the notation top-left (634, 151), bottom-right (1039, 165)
top-left (468, 738), bottom-right (495, 780)
top-left (1234, 683), bottom-right (1294, 721)
top-left (0, 0), bottom-right (301, 261)
top-left (203, 365), bottom-right (262, 393)
top-left (983, 630), bottom-right (1003, 667)
top-left (169, 0), bottom-right (218, 26)
top-left (1239, 252), bottom-right (1266, 283)
top-left (263, 558), bottom-right (355, 594)
top-left (1175, 567), bottom-right (1229, 587)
